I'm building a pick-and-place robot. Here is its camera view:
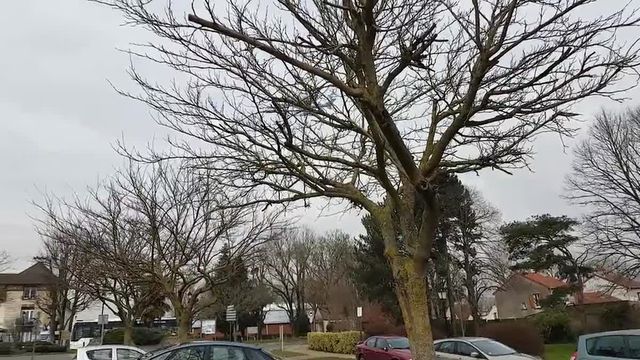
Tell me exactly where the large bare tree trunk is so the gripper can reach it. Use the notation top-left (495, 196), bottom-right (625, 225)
top-left (390, 257), bottom-right (434, 360)
top-left (176, 311), bottom-right (191, 342)
top-left (123, 320), bottom-right (134, 345)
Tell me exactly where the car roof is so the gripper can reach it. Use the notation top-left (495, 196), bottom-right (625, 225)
top-left (435, 337), bottom-right (490, 342)
top-left (79, 345), bottom-right (144, 351)
top-left (581, 329), bottom-right (640, 338)
top-left (183, 341), bottom-right (262, 349)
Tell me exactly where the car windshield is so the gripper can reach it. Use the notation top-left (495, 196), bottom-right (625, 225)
top-left (387, 338), bottom-right (410, 349)
top-left (471, 340), bottom-right (516, 356)
top-left (140, 344), bottom-right (178, 359)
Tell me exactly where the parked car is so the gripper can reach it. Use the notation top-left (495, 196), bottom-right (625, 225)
top-left (571, 329), bottom-right (640, 360)
top-left (356, 336), bottom-right (412, 360)
top-left (140, 341), bottom-right (276, 360)
top-left (75, 345), bottom-right (146, 360)
top-left (434, 337), bottom-right (538, 360)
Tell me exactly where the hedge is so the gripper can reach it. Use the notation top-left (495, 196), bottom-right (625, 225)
top-left (34, 344), bottom-right (67, 353)
top-left (103, 327), bottom-right (166, 345)
top-left (308, 331), bottom-right (360, 354)
top-left (479, 321), bottom-right (545, 357)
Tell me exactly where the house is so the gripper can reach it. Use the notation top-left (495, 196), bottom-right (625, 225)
top-left (0, 263), bottom-right (58, 340)
top-left (584, 270), bottom-right (640, 302)
top-left (494, 272), bottom-right (567, 319)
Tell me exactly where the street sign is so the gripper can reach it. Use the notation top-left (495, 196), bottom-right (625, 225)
top-left (226, 305), bottom-right (237, 322)
top-left (97, 314), bottom-right (109, 325)
top-left (201, 319), bottom-right (216, 335)
top-left (356, 306), bottom-right (363, 318)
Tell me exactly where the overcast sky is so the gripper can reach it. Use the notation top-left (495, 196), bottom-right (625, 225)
top-left (2, 1), bottom-right (639, 272)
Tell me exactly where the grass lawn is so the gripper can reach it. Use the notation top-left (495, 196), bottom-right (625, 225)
top-left (545, 343), bottom-right (575, 360)
top-left (270, 350), bottom-right (306, 358)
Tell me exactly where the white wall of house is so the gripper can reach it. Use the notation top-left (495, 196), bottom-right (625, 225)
top-left (584, 275), bottom-right (640, 301)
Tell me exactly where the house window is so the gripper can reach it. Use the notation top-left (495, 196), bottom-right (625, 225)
top-left (22, 287), bottom-right (37, 300)
top-left (521, 302), bottom-right (528, 310)
top-left (532, 293), bottom-right (541, 308)
top-left (21, 309), bottom-right (35, 321)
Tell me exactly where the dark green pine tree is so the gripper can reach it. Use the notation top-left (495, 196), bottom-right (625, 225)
top-left (351, 214), bottom-right (402, 321)
top-left (500, 214), bottom-right (592, 305)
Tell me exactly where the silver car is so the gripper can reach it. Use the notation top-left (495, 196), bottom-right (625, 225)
top-left (434, 337), bottom-right (538, 360)
top-left (575, 329), bottom-right (640, 360)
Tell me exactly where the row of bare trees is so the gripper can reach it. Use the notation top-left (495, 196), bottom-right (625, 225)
top-left (260, 227), bottom-right (358, 335)
top-left (35, 162), bottom-right (283, 343)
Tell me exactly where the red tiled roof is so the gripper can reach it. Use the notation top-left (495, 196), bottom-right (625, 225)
top-left (596, 271), bottom-right (640, 289)
top-left (522, 273), bottom-right (567, 289)
top-left (582, 292), bottom-right (622, 304)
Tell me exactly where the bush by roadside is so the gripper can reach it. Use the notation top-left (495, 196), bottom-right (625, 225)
top-left (0, 342), bottom-right (67, 355)
top-left (533, 310), bottom-right (573, 344)
top-left (0, 343), bottom-right (11, 355)
top-left (308, 331), bottom-right (360, 354)
top-left (103, 327), bottom-right (166, 345)
top-left (479, 321), bottom-right (545, 357)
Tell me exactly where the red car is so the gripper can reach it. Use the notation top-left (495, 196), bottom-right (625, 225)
top-left (356, 336), bottom-right (412, 360)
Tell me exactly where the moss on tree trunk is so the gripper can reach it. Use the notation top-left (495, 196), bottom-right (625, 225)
top-left (390, 257), bottom-right (434, 360)
top-left (123, 323), bottom-right (133, 345)
top-left (177, 312), bottom-right (191, 342)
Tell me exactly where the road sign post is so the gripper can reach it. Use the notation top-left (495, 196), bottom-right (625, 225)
top-left (226, 305), bottom-right (237, 342)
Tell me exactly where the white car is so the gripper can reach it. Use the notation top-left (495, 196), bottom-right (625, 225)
top-left (434, 337), bottom-right (539, 360)
top-left (74, 345), bottom-right (146, 360)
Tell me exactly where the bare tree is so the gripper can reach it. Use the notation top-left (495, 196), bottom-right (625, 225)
top-left (261, 227), bottom-right (315, 335)
top-left (36, 162), bottom-right (282, 342)
top-left (98, 0), bottom-right (640, 356)
top-left (306, 230), bottom-right (358, 329)
top-left (36, 188), bottom-right (153, 344)
top-left (567, 108), bottom-right (640, 277)
top-left (0, 251), bottom-right (10, 272)
top-left (34, 235), bottom-right (94, 345)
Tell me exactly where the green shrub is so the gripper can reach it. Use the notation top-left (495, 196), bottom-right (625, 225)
top-left (103, 327), bottom-right (166, 345)
top-left (534, 310), bottom-right (573, 343)
top-left (0, 343), bottom-right (13, 355)
top-left (308, 331), bottom-right (361, 354)
top-left (34, 344), bottom-right (67, 353)
top-left (479, 321), bottom-right (545, 356)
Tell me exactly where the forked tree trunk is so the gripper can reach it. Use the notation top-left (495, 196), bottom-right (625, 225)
top-left (390, 257), bottom-right (434, 360)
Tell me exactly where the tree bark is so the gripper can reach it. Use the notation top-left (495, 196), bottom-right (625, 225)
top-left (123, 321), bottom-right (134, 345)
top-left (177, 311), bottom-right (191, 342)
top-left (390, 257), bottom-right (434, 360)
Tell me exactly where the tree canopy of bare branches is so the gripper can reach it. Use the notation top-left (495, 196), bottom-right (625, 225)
top-left (260, 226), bottom-right (316, 335)
top-left (36, 161), bottom-right (283, 342)
top-left (98, 0), bottom-right (640, 356)
top-left (0, 251), bottom-right (10, 272)
top-left (567, 108), bottom-right (640, 277)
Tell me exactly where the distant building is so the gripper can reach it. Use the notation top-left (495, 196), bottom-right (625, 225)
top-left (0, 263), bottom-right (57, 340)
top-left (494, 272), bottom-right (567, 319)
top-left (584, 270), bottom-right (640, 302)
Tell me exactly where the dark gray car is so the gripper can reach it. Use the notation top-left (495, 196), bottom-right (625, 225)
top-left (140, 341), bottom-right (276, 360)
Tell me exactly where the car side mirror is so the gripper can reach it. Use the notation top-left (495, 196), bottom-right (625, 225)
top-left (470, 352), bottom-right (481, 358)
top-left (384, 347), bottom-right (389, 352)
